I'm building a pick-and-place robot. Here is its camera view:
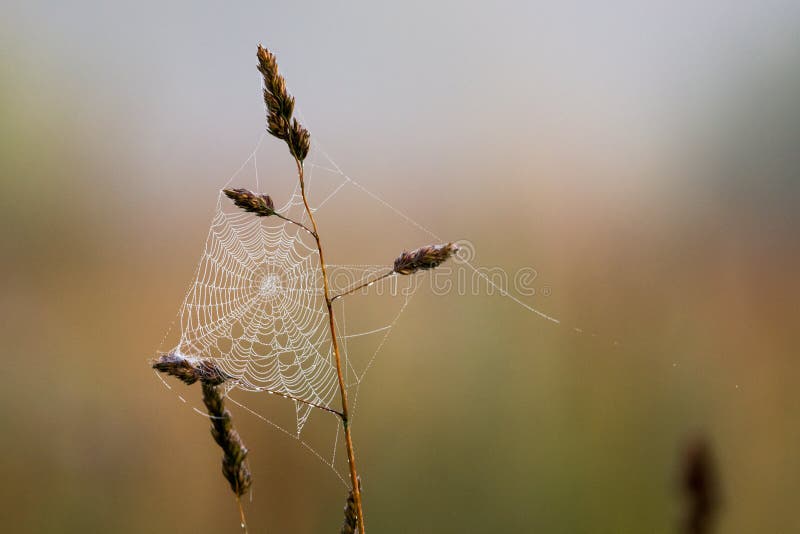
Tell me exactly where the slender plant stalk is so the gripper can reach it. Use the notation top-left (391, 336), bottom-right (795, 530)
top-left (238, 43), bottom-right (456, 532)
top-left (275, 213), bottom-right (314, 235)
top-left (331, 271), bottom-right (395, 301)
top-left (293, 157), bottom-right (366, 533)
top-left (232, 490), bottom-right (247, 533)
top-left (272, 212), bottom-right (315, 236)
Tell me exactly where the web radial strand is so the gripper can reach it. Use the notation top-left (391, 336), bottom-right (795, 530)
top-left (175, 204), bottom-right (338, 432)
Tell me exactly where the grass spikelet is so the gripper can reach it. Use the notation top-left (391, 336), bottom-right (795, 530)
top-left (152, 352), bottom-right (251, 529)
top-left (257, 44), bottom-right (310, 161)
top-left (340, 479), bottom-right (361, 534)
top-left (152, 351), bottom-right (227, 385)
top-left (223, 188), bottom-right (276, 217)
top-left (202, 381), bottom-right (253, 497)
top-left (393, 242), bottom-right (460, 275)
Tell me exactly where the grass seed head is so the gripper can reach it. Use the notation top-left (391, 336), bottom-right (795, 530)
top-left (340, 478), bottom-right (361, 534)
top-left (202, 382), bottom-right (253, 497)
top-left (257, 44), bottom-right (310, 161)
top-left (223, 188), bottom-right (276, 217)
top-left (393, 242), bottom-right (460, 275)
top-left (152, 351), bottom-right (227, 386)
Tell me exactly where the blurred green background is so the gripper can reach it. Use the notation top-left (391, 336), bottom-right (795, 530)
top-left (1, 1), bottom-right (798, 532)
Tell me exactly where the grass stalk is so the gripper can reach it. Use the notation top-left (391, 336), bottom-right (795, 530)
top-left (293, 156), bottom-right (366, 533)
top-left (331, 271), bottom-right (395, 301)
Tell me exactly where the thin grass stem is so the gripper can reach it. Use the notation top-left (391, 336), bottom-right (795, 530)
top-left (236, 496), bottom-right (248, 533)
top-left (294, 156), bottom-right (366, 534)
top-left (331, 271), bottom-right (395, 301)
top-left (273, 212), bottom-right (316, 236)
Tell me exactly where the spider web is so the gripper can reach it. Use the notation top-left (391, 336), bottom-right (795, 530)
top-left (157, 126), bottom-right (568, 482)
top-left (158, 131), bottom-right (426, 448)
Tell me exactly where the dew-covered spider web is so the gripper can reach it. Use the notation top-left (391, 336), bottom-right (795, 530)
top-left (156, 127), bottom-right (569, 483)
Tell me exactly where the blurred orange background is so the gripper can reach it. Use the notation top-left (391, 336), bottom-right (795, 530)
top-left (1, 2), bottom-right (798, 532)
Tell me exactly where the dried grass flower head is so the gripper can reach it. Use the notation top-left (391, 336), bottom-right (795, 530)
top-left (223, 188), bottom-right (276, 217)
top-left (202, 381), bottom-right (253, 497)
top-left (257, 44), bottom-right (310, 161)
top-left (393, 242), bottom-right (460, 275)
top-left (152, 351), bottom-right (227, 386)
top-left (340, 478), bottom-right (362, 534)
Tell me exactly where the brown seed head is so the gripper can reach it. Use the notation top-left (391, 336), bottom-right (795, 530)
top-left (152, 352), bottom-right (251, 498)
top-left (223, 188), bottom-right (276, 217)
top-left (202, 382), bottom-right (253, 497)
top-left (393, 242), bottom-right (460, 275)
top-left (340, 478), bottom-right (361, 534)
top-left (256, 44), bottom-right (311, 161)
top-left (152, 351), bottom-right (227, 386)
top-left (289, 118), bottom-right (310, 161)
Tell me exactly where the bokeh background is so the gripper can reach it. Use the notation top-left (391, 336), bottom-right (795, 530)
top-left (1, 1), bottom-right (798, 532)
